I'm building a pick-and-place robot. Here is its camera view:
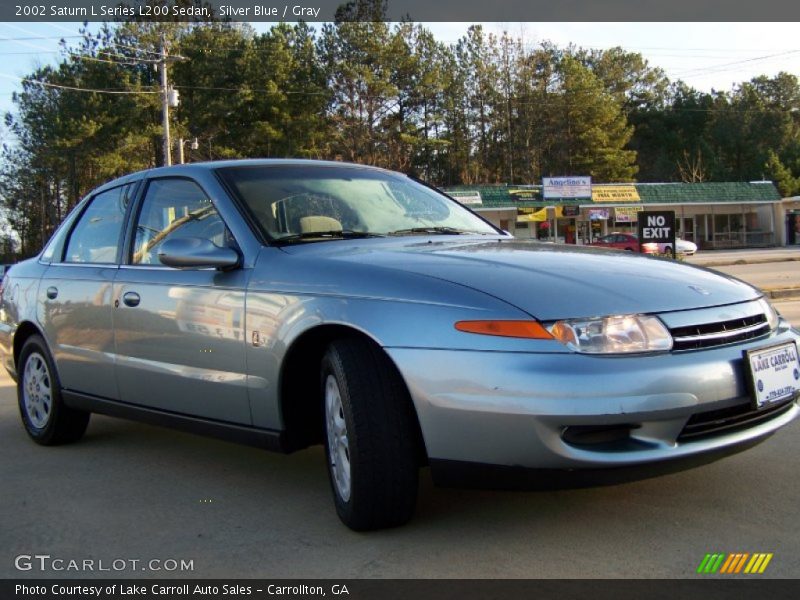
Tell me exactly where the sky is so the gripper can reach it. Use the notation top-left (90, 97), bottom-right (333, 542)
top-left (0, 21), bottom-right (799, 140)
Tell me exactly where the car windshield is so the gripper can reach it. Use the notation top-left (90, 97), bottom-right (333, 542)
top-left (217, 165), bottom-right (498, 242)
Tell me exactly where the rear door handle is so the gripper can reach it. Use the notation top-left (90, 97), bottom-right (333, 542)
top-left (46, 286), bottom-right (58, 300)
top-left (122, 292), bottom-right (141, 308)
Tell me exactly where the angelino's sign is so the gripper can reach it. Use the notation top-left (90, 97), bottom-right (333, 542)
top-left (638, 210), bottom-right (676, 256)
top-left (543, 176), bottom-right (592, 199)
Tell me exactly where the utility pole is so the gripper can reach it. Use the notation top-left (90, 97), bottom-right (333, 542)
top-left (176, 137), bottom-right (198, 165)
top-left (159, 34), bottom-right (171, 167)
top-left (159, 35), bottom-right (184, 167)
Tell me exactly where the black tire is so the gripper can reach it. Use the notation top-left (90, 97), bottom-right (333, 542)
top-left (321, 338), bottom-right (421, 531)
top-left (17, 335), bottom-right (90, 445)
top-left (664, 246), bottom-right (672, 254)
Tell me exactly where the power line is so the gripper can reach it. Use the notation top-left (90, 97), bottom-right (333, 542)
top-left (674, 49), bottom-right (800, 77)
top-left (65, 52), bottom-right (159, 67)
top-left (0, 51), bottom-right (60, 56)
top-left (2, 22), bottom-right (161, 65)
top-left (41, 81), bottom-right (158, 95)
top-left (70, 38), bottom-right (166, 60)
top-left (1, 73), bottom-right (328, 97)
top-left (3, 25), bottom-right (796, 77)
top-left (0, 35), bottom-right (83, 42)
top-left (0, 41), bottom-right (160, 66)
top-left (0, 74), bottom-right (160, 95)
top-left (105, 40), bottom-right (164, 58)
top-left (25, 80), bottom-right (160, 94)
top-left (172, 84), bottom-right (328, 95)
top-left (597, 45), bottom-right (800, 53)
top-left (47, 23), bottom-right (83, 36)
top-left (2, 22), bottom-right (163, 61)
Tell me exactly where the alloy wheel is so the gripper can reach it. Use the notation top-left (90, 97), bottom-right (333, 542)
top-left (325, 374), bottom-right (351, 502)
top-left (23, 352), bottom-right (52, 429)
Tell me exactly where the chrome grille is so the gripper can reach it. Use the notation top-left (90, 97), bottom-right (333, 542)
top-left (669, 313), bottom-right (770, 351)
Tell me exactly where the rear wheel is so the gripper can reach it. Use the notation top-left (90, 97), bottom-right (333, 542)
top-left (18, 335), bottom-right (89, 445)
top-left (321, 338), bottom-right (420, 530)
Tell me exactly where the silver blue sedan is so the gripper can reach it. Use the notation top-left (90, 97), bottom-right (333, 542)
top-left (1, 160), bottom-right (798, 530)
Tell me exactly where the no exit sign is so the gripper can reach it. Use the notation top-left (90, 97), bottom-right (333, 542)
top-left (638, 210), bottom-right (676, 257)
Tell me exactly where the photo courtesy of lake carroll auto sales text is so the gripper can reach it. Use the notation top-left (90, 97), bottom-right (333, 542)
top-left (14, 583), bottom-right (351, 597)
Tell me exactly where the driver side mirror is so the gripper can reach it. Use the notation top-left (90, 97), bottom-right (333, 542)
top-left (157, 237), bottom-right (240, 270)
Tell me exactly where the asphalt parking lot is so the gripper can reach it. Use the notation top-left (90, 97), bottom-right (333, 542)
top-left (2, 358), bottom-right (800, 578)
top-left (1, 254), bottom-right (799, 580)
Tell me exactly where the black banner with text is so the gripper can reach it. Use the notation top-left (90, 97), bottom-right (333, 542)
top-left (3, 0), bottom-right (800, 22)
top-left (5, 579), bottom-right (800, 600)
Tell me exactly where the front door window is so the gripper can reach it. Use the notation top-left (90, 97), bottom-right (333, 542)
top-left (132, 178), bottom-right (232, 266)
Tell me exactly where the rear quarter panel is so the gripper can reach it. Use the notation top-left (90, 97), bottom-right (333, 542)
top-left (0, 259), bottom-right (48, 377)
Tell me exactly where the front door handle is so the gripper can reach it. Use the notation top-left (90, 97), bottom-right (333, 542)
top-left (46, 286), bottom-right (58, 300)
top-left (122, 292), bottom-right (141, 308)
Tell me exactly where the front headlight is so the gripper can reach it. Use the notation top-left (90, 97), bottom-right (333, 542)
top-left (757, 297), bottom-right (779, 330)
top-left (548, 314), bottom-right (673, 354)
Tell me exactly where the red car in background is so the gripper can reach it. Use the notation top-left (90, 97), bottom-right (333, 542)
top-left (589, 233), bottom-right (657, 254)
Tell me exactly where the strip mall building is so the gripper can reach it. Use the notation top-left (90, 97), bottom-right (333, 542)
top-left (446, 181), bottom-right (800, 248)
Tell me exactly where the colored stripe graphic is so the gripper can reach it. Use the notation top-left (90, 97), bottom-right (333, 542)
top-left (699, 554), bottom-right (726, 574)
top-left (759, 554), bottom-right (773, 573)
top-left (719, 554), bottom-right (736, 574)
top-left (745, 554), bottom-right (761, 574)
top-left (734, 553), bottom-right (749, 573)
top-left (719, 553), bottom-right (735, 573)
top-left (698, 553), bottom-right (773, 574)
top-left (697, 554), bottom-right (712, 574)
top-left (744, 553), bottom-right (774, 574)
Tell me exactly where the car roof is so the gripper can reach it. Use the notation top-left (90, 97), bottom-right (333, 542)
top-left (91, 159), bottom-right (400, 196)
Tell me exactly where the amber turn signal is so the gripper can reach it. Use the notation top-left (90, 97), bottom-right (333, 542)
top-left (454, 320), bottom-right (554, 339)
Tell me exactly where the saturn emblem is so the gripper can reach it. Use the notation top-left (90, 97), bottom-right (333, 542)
top-left (689, 285), bottom-right (711, 296)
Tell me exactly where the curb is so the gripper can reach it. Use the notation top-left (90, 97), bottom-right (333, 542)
top-left (688, 257), bottom-right (800, 268)
top-left (764, 287), bottom-right (800, 300)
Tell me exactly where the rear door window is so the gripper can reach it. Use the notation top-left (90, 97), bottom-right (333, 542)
top-left (63, 185), bottom-right (131, 264)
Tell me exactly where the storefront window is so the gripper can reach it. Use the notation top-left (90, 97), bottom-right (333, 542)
top-left (678, 217), bottom-right (694, 241)
top-left (730, 214), bottom-right (743, 238)
top-left (789, 213), bottom-right (800, 245)
top-left (794, 215), bottom-right (800, 244)
top-left (714, 214), bottom-right (729, 237)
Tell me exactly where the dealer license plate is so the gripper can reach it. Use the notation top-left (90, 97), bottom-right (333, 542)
top-left (745, 341), bottom-right (800, 409)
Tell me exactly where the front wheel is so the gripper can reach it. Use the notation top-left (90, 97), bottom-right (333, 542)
top-left (18, 335), bottom-right (90, 445)
top-left (321, 338), bottom-right (421, 531)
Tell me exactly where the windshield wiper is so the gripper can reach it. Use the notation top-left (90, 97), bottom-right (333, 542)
top-left (275, 230), bottom-right (385, 244)
top-left (388, 226), bottom-right (490, 236)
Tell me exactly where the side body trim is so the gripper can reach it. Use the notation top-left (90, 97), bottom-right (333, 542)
top-left (62, 391), bottom-right (294, 453)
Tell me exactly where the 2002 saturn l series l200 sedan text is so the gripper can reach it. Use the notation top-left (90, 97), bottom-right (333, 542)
top-left (1, 160), bottom-right (798, 530)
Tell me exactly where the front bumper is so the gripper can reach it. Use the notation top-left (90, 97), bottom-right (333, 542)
top-left (386, 324), bottom-right (800, 472)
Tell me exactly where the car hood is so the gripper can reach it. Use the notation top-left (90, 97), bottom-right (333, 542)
top-left (281, 237), bottom-right (760, 320)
